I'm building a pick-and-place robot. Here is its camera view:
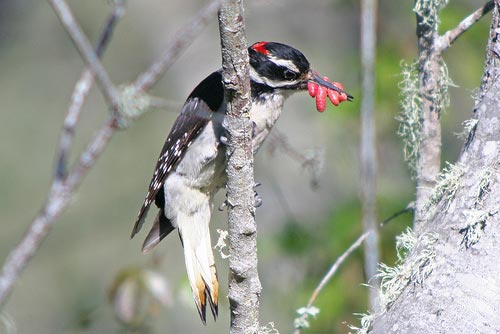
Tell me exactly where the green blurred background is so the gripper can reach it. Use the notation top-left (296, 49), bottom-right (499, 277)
top-left (0, 0), bottom-right (490, 333)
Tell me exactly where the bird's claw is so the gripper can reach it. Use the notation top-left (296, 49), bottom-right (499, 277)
top-left (220, 135), bottom-right (229, 146)
top-left (254, 182), bottom-right (262, 208)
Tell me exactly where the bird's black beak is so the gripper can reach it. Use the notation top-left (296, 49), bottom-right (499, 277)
top-left (310, 72), bottom-right (354, 101)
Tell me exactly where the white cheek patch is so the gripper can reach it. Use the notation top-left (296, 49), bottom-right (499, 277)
top-left (249, 67), bottom-right (265, 84)
top-left (268, 56), bottom-right (300, 73)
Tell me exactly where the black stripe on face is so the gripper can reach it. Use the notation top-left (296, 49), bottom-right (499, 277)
top-left (248, 42), bottom-right (310, 86)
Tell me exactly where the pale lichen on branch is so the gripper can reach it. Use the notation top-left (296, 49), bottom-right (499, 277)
top-left (397, 60), bottom-right (422, 176)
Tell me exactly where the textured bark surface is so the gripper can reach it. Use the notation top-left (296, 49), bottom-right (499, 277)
top-left (373, 3), bottom-right (500, 333)
top-left (413, 1), bottom-right (444, 229)
top-left (218, 1), bottom-right (261, 334)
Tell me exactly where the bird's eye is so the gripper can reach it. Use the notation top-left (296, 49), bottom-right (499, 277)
top-left (283, 69), bottom-right (298, 80)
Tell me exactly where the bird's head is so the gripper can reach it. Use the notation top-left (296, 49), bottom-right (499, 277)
top-left (248, 41), bottom-right (352, 111)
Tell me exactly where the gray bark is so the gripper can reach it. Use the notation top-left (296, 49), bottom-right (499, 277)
top-left (413, 0), bottom-right (445, 229)
top-left (360, 0), bottom-right (380, 312)
top-left (218, 1), bottom-right (261, 334)
top-left (373, 3), bottom-right (500, 333)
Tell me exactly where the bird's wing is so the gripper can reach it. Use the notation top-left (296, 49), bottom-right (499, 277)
top-left (131, 70), bottom-right (224, 238)
top-left (131, 98), bottom-right (215, 238)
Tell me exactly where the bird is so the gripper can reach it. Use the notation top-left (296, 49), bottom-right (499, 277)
top-left (130, 41), bottom-right (352, 324)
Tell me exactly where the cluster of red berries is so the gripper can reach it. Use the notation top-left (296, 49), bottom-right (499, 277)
top-left (307, 77), bottom-right (349, 112)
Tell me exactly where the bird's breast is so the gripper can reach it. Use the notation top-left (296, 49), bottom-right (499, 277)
top-left (250, 93), bottom-right (286, 152)
top-left (174, 119), bottom-right (226, 192)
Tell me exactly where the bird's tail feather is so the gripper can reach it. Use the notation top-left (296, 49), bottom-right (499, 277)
top-left (178, 211), bottom-right (218, 324)
top-left (142, 209), bottom-right (175, 253)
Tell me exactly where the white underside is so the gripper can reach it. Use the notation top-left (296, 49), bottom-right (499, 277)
top-left (162, 90), bottom-right (291, 312)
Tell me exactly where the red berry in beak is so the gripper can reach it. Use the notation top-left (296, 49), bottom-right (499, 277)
top-left (308, 73), bottom-right (352, 112)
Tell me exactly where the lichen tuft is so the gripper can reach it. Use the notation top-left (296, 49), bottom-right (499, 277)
top-left (397, 60), bottom-right (422, 177)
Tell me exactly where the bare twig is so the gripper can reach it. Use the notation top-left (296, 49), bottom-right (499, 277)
top-left (293, 206), bottom-right (412, 334)
top-left (47, 0), bottom-right (121, 110)
top-left (360, 0), bottom-right (380, 313)
top-left (293, 232), bottom-right (369, 334)
top-left (0, 0), bottom-right (219, 308)
top-left (218, 1), bottom-right (261, 333)
top-left (0, 118), bottom-right (117, 308)
top-left (0, 0), bottom-right (124, 308)
top-left (134, 0), bottom-right (222, 91)
top-left (56, 0), bottom-right (125, 181)
top-left (436, 1), bottom-right (494, 53)
top-left (64, 119), bottom-right (117, 191)
top-left (313, 232), bottom-right (370, 307)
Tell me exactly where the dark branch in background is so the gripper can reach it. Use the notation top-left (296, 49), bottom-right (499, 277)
top-left (48, 0), bottom-right (121, 110)
top-left (218, 1), bottom-right (261, 333)
top-left (360, 0), bottom-right (380, 314)
top-left (0, 0), bottom-right (221, 308)
top-left (293, 206), bottom-right (412, 334)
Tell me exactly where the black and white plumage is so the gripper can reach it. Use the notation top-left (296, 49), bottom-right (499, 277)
top-left (131, 42), bottom-right (352, 324)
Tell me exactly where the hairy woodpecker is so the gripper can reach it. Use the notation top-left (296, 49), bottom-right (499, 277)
top-left (131, 41), bottom-right (352, 323)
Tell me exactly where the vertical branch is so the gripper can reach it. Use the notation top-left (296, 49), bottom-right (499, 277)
top-left (218, 1), bottom-right (261, 334)
top-left (360, 0), bottom-right (380, 313)
top-left (413, 0), bottom-right (447, 229)
top-left (407, 1), bottom-right (493, 229)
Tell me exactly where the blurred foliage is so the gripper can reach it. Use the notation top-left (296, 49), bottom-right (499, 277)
top-left (0, 0), bottom-right (492, 333)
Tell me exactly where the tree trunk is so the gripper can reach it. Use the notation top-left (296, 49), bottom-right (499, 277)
top-left (372, 3), bottom-right (500, 333)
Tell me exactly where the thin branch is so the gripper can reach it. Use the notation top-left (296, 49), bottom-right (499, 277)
top-left (360, 0), bottom-right (380, 313)
top-left (134, 0), bottom-right (222, 92)
top-left (436, 1), bottom-right (494, 53)
top-left (64, 119), bottom-right (117, 191)
top-left (94, 1), bottom-right (125, 58)
top-left (0, 0), bottom-right (218, 308)
top-left (293, 206), bottom-right (412, 334)
top-left (47, 0), bottom-right (121, 110)
top-left (292, 232), bottom-right (369, 334)
top-left (0, 118), bottom-right (116, 308)
top-left (312, 232), bottom-right (370, 308)
top-left (56, 0), bottom-right (125, 181)
top-left (0, 0), bottom-right (124, 308)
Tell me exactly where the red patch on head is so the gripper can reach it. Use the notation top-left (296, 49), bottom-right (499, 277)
top-left (252, 41), bottom-right (269, 55)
